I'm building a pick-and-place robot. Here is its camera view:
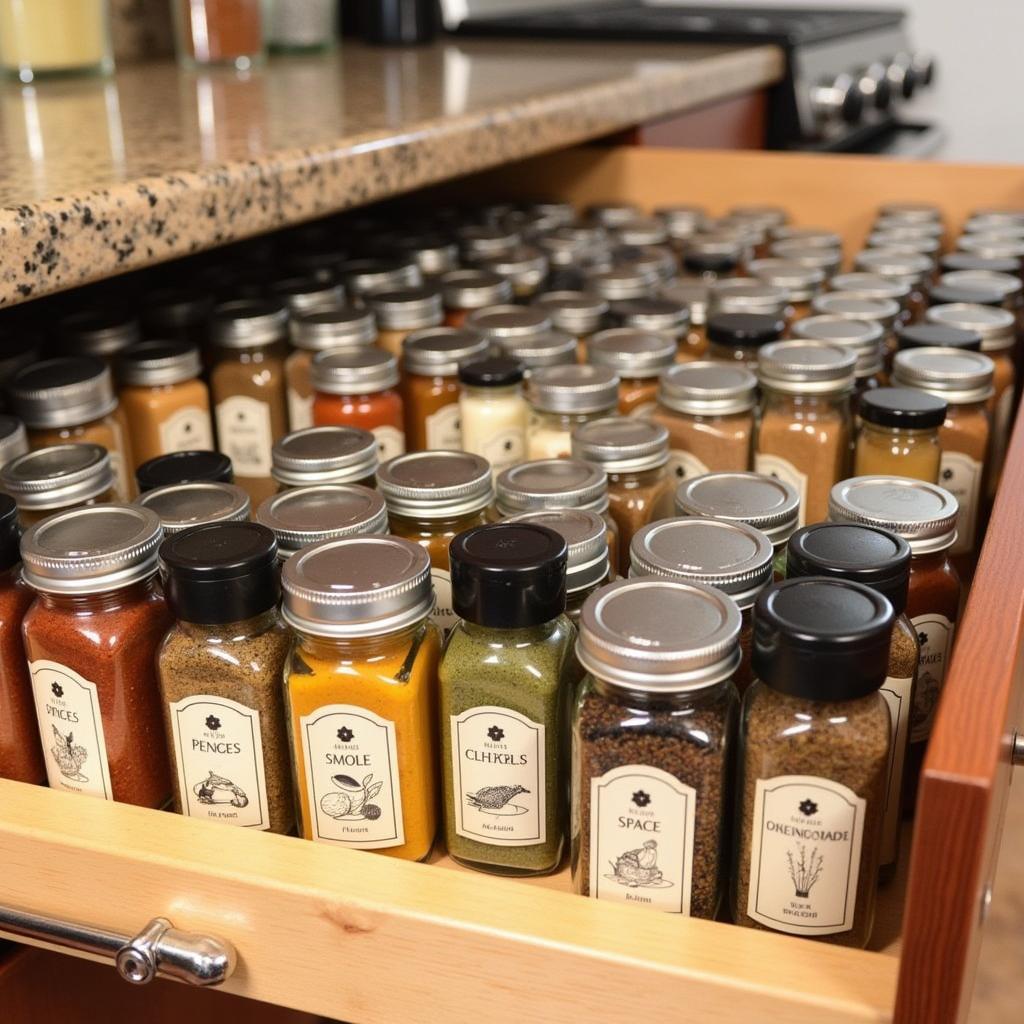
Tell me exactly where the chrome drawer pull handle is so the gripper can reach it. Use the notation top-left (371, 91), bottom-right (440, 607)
top-left (0, 906), bottom-right (236, 987)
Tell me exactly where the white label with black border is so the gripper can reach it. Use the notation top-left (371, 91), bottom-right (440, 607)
top-left (425, 402), bottom-right (462, 449)
top-left (940, 450), bottom-right (982, 555)
top-left (372, 425), bottom-right (406, 463)
top-left (910, 613), bottom-right (955, 744)
top-left (431, 567), bottom-right (456, 631)
top-left (879, 674), bottom-right (913, 865)
top-left (216, 395), bottom-right (274, 477)
top-left (159, 405), bottom-right (214, 454)
top-left (755, 453), bottom-right (809, 527)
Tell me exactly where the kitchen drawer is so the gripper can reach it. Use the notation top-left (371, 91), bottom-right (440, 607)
top-left (2, 147), bottom-right (1024, 1024)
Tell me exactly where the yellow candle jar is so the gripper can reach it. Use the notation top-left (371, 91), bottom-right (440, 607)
top-left (282, 536), bottom-right (440, 861)
top-left (0, 0), bottom-right (112, 80)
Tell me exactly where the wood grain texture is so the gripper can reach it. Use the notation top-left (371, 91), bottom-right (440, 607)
top-left (609, 91), bottom-right (768, 149)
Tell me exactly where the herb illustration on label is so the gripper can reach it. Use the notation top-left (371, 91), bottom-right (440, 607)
top-left (159, 406), bottom-right (214, 454)
top-left (216, 396), bottom-right (274, 477)
top-left (482, 429), bottom-right (526, 476)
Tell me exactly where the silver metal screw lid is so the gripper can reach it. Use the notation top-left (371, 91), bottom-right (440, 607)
top-left (957, 236), bottom-right (1024, 260)
top-left (659, 279), bottom-right (710, 326)
top-left (11, 356), bottom-right (117, 429)
top-left (658, 360), bottom-right (757, 416)
top-left (368, 286), bottom-right (444, 331)
top-left (59, 310), bottom-right (140, 359)
top-left (729, 204), bottom-right (788, 229)
top-left (256, 484), bottom-right (388, 559)
top-left (495, 458), bottom-right (608, 515)
top-left (466, 304), bottom-right (552, 342)
top-left (498, 329), bottom-right (578, 370)
top-left (589, 203), bottom-right (640, 228)
top-left (571, 417), bottom-right (669, 474)
top-left (878, 201), bottom-right (942, 223)
top-left (118, 341), bottom-right (204, 387)
top-left (654, 205), bottom-right (708, 240)
top-left (576, 577), bottom-right (742, 691)
top-left (343, 258), bottom-right (422, 298)
top-left (271, 426), bottom-right (378, 486)
top-left (612, 297), bottom-right (690, 334)
top-left (377, 450), bottom-right (493, 519)
top-left (271, 276), bottom-right (346, 316)
top-left (746, 259), bottom-right (825, 302)
top-left (587, 328), bottom-right (676, 379)
top-left (281, 535), bottom-right (433, 637)
top-left (584, 265), bottom-right (658, 301)
top-left (674, 471), bottom-right (800, 548)
top-left (0, 443), bottom-right (114, 510)
top-left (853, 249), bottom-right (932, 284)
top-left (311, 347), bottom-right (399, 395)
top-left (20, 504), bottom-right (163, 595)
top-left (830, 272), bottom-right (912, 305)
top-left (939, 269), bottom-right (1022, 303)
top-left (757, 340), bottom-right (857, 395)
top-left (0, 416), bottom-right (28, 467)
top-left (811, 292), bottom-right (901, 328)
top-left (965, 209), bottom-right (1024, 231)
top-left (290, 306), bottom-right (377, 352)
top-left (868, 230), bottom-right (941, 259)
top-left (533, 291), bottom-right (608, 335)
top-left (874, 216), bottom-right (943, 236)
top-left (480, 246), bottom-right (550, 291)
top-left (829, 475), bottom-right (959, 554)
top-left (441, 269), bottom-right (513, 309)
top-left (458, 224), bottom-right (521, 258)
top-left (768, 226), bottom-right (842, 248)
top-left (504, 508), bottom-right (609, 594)
top-left (403, 235), bottom-right (459, 276)
top-left (710, 278), bottom-right (791, 317)
top-left (529, 365), bottom-right (620, 415)
top-left (136, 482), bottom-right (251, 535)
top-left (629, 516), bottom-right (774, 609)
top-left (767, 240), bottom-right (842, 275)
top-left (613, 217), bottom-right (670, 247)
top-left (792, 315), bottom-right (885, 377)
top-left (402, 327), bottom-right (489, 377)
top-left (210, 299), bottom-right (288, 349)
top-left (926, 303), bottom-right (1016, 352)
top-left (892, 346), bottom-right (995, 404)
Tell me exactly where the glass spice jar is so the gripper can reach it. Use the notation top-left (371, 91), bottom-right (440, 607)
top-left (136, 450), bottom-right (233, 493)
top-left (21, 505), bottom-right (172, 807)
top-left (746, 259), bottom-right (825, 322)
top-left (1, 444), bottom-right (115, 528)
top-left (11, 355), bottom-right (134, 501)
top-left (136, 481), bottom-right (251, 536)
top-left (629, 516), bottom-right (773, 694)
top-left (441, 270), bottom-right (513, 328)
top-left (256, 484), bottom-right (388, 561)
top-left (768, 240), bottom-right (842, 279)
top-left (706, 312), bottom-right (784, 369)
top-left (368, 286), bottom-right (444, 361)
top-left (853, 250), bottom-right (933, 321)
top-left (311, 347), bottom-right (405, 463)
top-left (792, 316), bottom-right (886, 396)
top-left (209, 299), bottom-right (290, 509)
top-left (458, 358), bottom-right (528, 478)
top-left (0, 0), bottom-right (113, 80)
top-left (855, 388), bottom-right (947, 483)
top-left (402, 234), bottom-right (459, 282)
top-left (271, 275), bottom-right (344, 317)
top-left (572, 577), bottom-right (740, 916)
top-left (830, 272), bottom-right (913, 328)
top-left (440, 522), bottom-right (575, 876)
top-left (657, 280), bottom-right (711, 362)
top-left (682, 236), bottom-right (743, 282)
top-left (674, 471), bottom-right (800, 580)
top-left (173, 0), bottom-right (265, 69)
top-left (59, 309), bottom-right (140, 364)
top-left (271, 426), bottom-right (378, 491)
top-left (533, 291), bottom-right (609, 361)
top-left (611, 297), bottom-right (692, 360)
top-left (526, 365), bottom-right (620, 460)
top-left (584, 265), bottom-right (659, 304)
top-left (754, 340), bottom-right (857, 527)
top-left (655, 205), bottom-right (708, 247)
top-left (343, 258), bottom-right (422, 307)
top-left (117, 342), bottom-right (214, 467)
top-left (651, 361), bottom-right (757, 487)
top-left (283, 536), bottom-right (441, 861)
top-left (732, 577), bottom-right (893, 948)
top-left (478, 246), bottom-right (550, 300)
top-left (377, 451), bottom-right (493, 633)
top-left (784, 523), bottom-right (918, 881)
top-left (158, 523), bottom-right (294, 832)
top-left (586, 329), bottom-right (676, 416)
top-left (401, 328), bottom-right (489, 451)
top-left (828, 476), bottom-right (961, 814)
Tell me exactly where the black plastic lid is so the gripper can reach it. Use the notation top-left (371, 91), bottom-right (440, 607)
top-left (707, 312), bottom-right (785, 348)
top-left (940, 252), bottom-right (1022, 275)
top-left (136, 450), bottom-right (234, 492)
top-left (0, 494), bottom-right (20, 572)
top-left (458, 357), bottom-right (525, 388)
top-left (896, 322), bottom-right (983, 352)
top-left (450, 522), bottom-right (567, 628)
top-left (160, 522), bottom-right (280, 624)
top-left (785, 523), bottom-right (911, 615)
top-left (859, 387), bottom-right (948, 430)
top-left (683, 250), bottom-right (740, 274)
top-left (927, 282), bottom-right (1005, 307)
top-left (753, 578), bottom-right (895, 699)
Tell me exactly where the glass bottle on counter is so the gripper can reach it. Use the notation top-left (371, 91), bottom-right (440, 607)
top-left (377, 451), bottom-right (493, 633)
top-left (271, 426), bottom-right (378, 491)
top-left (533, 291), bottom-right (608, 360)
top-left (401, 328), bottom-right (489, 451)
top-left (792, 315), bottom-right (886, 396)
top-left (11, 356), bottom-right (134, 500)
top-left (526, 365), bottom-right (620, 460)
top-left (458, 358), bottom-right (528, 478)
top-left (0, 415), bottom-right (28, 467)
top-left (747, 259), bottom-right (826, 321)
top-left (311, 347), bottom-right (405, 462)
top-left (706, 312), bottom-right (784, 369)
top-left (369, 286), bottom-right (444, 360)
top-left (855, 388), bottom-right (947, 483)
top-left (586, 328), bottom-right (676, 416)
top-left (21, 505), bottom-right (172, 807)
top-left (441, 270), bottom-right (513, 328)
top-left (117, 341), bottom-right (214, 467)
top-left (732, 578), bottom-right (892, 948)
top-left (0, 0), bottom-right (113, 80)
top-left (209, 299), bottom-right (290, 509)
top-left (572, 577), bottom-right (740, 916)
top-left (136, 481), bottom-right (251, 536)
top-left (287, 307), bottom-right (376, 431)
top-left (571, 417), bottom-right (675, 576)
top-left (172, 0), bottom-right (265, 69)
top-left (754, 340), bottom-right (857, 528)
top-left (828, 475), bottom-right (961, 813)
top-left (629, 516), bottom-right (773, 693)
top-left (283, 536), bottom-right (441, 861)
top-left (59, 310), bottom-right (139, 364)
top-left (0, 444), bottom-right (115, 528)
top-left (440, 522), bottom-right (575, 876)
top-left (158, 522), bottom-right (294, 832)
top-left (136, 450), bottom-right (233, 493)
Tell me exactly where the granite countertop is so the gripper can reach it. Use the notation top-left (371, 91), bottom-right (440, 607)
top-left (0, 38), bottom-right (782, 307)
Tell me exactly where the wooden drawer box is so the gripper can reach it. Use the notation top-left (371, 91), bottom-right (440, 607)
top-left (2, 147), bottom-right (1023, 1024)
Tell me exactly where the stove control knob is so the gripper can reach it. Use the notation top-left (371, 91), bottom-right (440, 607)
top-left (912, 52), bottom-right (936, 88)
top-left (857, 62), bottom-right (893, 112)
top-left (810, 73), bottom-right (864, 125)
top-left (886, 54), bottom-right (917, 100)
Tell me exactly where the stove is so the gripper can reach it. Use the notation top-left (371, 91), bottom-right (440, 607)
top-left (444, 3), bottom-right (939, 154)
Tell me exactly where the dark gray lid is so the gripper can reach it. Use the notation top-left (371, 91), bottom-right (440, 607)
top-left (211, 299), bottom-right (288, 348)
top-left (11, 356), bottom-right (117, 428)
top-left (495, 457), bottom-right (608, 515)
top-left (377, 450), bottom-right (493, 518)
top-left (658, 360), bottom-right (757, 416)
top-left (136, 482), bottom-right (251, 535)
top-left (675, 471), bottom-right (800, 548)
top-left (290, 306), bottom-right (377, 352)
top-left (533, 290), bottom-right (608, 334)
top-left (587, 328), bottom-right (676, 379)
top-left (528, 364), bottom-right (620, 414)
top-left (892, 346), bottom-right (995, 403)
top-left (0, 443), bottom-right (113, 510)
top-left (757, 340), bottom-right (857, 395)
top-left (402, 327), bottom-right (489, 376)
top-left (271, 426), bottom-right (378, 486)
top-left (571, 417), bottom-right (669, 473)
top-left (504, 507), bottom-right (609, 594)
top-left (311, 347), bottom-right (399, 395)
top-left (498, 329), bottom-right (578, 369)
top-left (118, 341), bottom-right (203, 387)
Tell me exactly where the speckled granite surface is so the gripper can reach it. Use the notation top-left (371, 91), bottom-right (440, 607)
top-left (0, 39), bottom-right (782, 307)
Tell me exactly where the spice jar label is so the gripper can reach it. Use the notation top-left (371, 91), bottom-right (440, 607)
top-left (168, 695), bottom-right (271, 830)
top-left (909, 614), bottom-right (955, 744)
top-left (666, 448), bottom-right (710, 487)
top-left (588, 764), bottom-right (695, 914)
top-left (481, 428), bottom-right (527, 477)
top-left (754, 454), bottom-right (808, 527)
top-left (287, 388), bottom-right (314, 432)
top-left (372, 425), bottom-right (406, 463)
top-left (107, 416), bottom-right (132, 498)
top-left (431, 568), bottom-right (457, 631)
top-left (159, 406), bottom-right (215, 455)
top-left (940, 451), bottom-right (982, 555)
top-left (299, 704), bottom-right (406, 849)
top-left (29, 660), bottom-right (112, 801)
top-left (745, 774), bottom-right (865, 936)
top-left (216, 395), bottom-right (274, 478)
top-left (449, 705), bottom-right (546, 846)
top-left (425, 403), bottom-right (462, 449)
top-left (879, 675), bottom-right (913, 865)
